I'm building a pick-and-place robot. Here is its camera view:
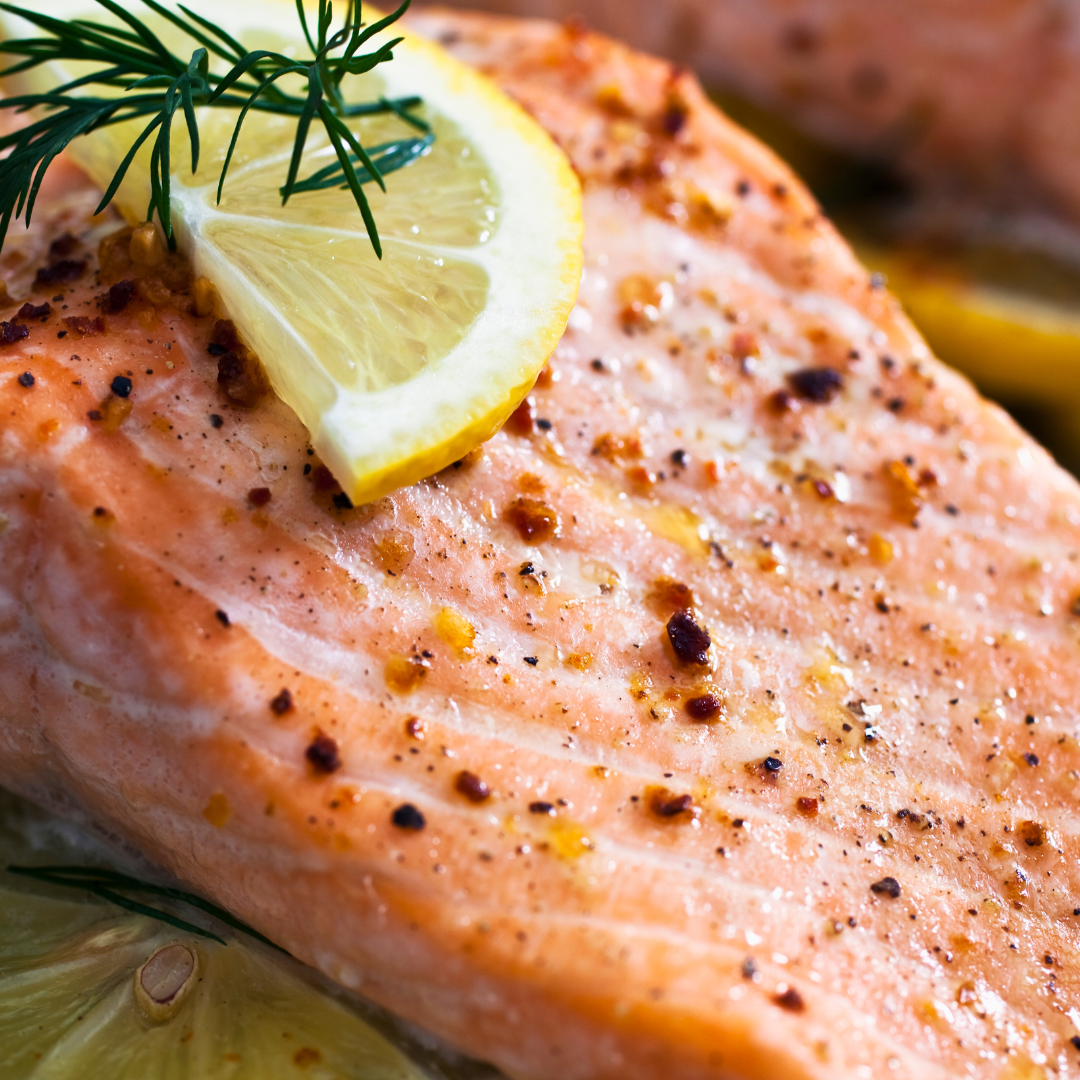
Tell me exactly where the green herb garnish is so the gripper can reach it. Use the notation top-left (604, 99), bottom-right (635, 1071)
top-left (7, 864), bottom-right (286, 950)
top-left (0, 0), bottom-right (432, 258)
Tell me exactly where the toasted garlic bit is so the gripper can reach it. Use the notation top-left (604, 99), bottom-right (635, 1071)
top-left (134, 942), bottom-right (198, 1022)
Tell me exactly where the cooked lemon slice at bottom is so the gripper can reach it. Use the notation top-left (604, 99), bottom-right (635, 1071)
top-left (0, 788), bottom-right (431, 1080)
top-left (27, 0), bottom-right (582, 504)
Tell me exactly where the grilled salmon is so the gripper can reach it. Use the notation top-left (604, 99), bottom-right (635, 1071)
top-left (437, 0), bottom-right (1080, 225)
top-left (3, 9), bottom-right (1080, 1079)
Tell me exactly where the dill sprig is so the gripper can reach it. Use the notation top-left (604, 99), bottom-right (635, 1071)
top-left (7, 863), bottom-right (286, 950)
top-left (0, 0), bottom-right (432, 258)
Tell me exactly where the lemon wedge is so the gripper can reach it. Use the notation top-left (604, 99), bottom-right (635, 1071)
top-left (11, 0), bottom-right (582, 504)
top-left (854, 241), bottom-right (1080, 410)
top-left (0, 788), bottom-right (435, 1079)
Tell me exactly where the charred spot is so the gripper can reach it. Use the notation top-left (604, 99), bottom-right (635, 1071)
top-left (110, 375), bottom-right (133, 399)
top-left (15, 301), bottom-right (50, 321)
top-left (306, 732), bottom-right (342, 774)
top-left (269, 688), bottom-right (294, 716)
top-left (35, 258), bottom-right (86, 287)
top-left (773, 986), bottom-right (806, 1012)
top-left (49, 232), bottom-right (79, 259)
top-left (504, 496), bottom-right (561, 544)
top-left (666, 610), bottom-right (711, 665)
top-left (796, 796), bottom-right (819, 815)
top-left (685, 693), bottom-right (723, 721)
top-left (870, 876), bottom-right (901, 899)
top-left (0, 321), bottom-right (29, 346)
top-left (332, 491), bottom-right (354, 511)
top-left (247, 486), bottom-right (272, 508)
top-left (529, 800), bottom-right (556, 816)
top-left (102, 280), bottom-right (135, 314)
top-left (648, 787), bottom-right (695, 819)
top-left (455, 770), bottom-right (491, 803)
top-left (16, 371), bottom-right (34, 388)
top-left (391, 803), bottom-right (426, 831)
top-left (788, 366), bottom-right (843, 403)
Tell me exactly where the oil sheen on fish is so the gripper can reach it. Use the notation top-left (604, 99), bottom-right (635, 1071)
top-left (2, 10), bottom-right (1080, 1080)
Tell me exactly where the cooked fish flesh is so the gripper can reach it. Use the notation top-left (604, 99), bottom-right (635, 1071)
top-left (435, 0), bottom-right (1080, 224)
top-left (2, 9), bottom-right (1080, 1079)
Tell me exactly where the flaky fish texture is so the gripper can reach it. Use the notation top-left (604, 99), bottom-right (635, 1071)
top-left (2, 9), bottom-right (1080, 1080)
top-left (436, 0), bottom-right (1080, 224)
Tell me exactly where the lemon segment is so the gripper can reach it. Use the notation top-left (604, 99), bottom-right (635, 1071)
top-left (0, 789), bottom-right (432, 1080)
top-left (8, 0), bottom-right (583, 504)
top-left (853, 239), bottom-right (1080, 406)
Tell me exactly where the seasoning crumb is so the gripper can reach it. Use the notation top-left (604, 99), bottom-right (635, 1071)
top-left (16, 371), bottom-right (34, 388)
top-left (0, 321), bottom-right (29, 346)
top-left (247, 486), bottom-right (272, 508)
top-left (870, 876), bottom-right (901, 899)
top-left (685, 693), bottom-right (723, 720)
top-left (270, 688), bottom-right (294, 716)
top-left (392, 803), bottom-right (426, 831)
top-left (306, 732), bottom-right (342, 774)
top-left (455, 770), bottom-right (491, 803)
top-left (796, 796), bottom-right (819, 815)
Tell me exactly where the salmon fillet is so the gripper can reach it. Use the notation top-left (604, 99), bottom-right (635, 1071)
top-left (433, 0), bottom-right (1080, 225)
top-left (3, 9), bottom-right (1080, 1080)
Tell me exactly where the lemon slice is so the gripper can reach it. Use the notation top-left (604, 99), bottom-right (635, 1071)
top-left (11, 0), bottom-right (582, 504)
top-left (852, 237), bottom-right (1080, 405)
top-left (0, 788), bottom-right (434, 1080)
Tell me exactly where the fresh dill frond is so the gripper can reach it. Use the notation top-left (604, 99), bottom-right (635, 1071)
top-left (0, 0), bottom-right (432, 258)
top-left (7, 864), bottom-right (286, 950)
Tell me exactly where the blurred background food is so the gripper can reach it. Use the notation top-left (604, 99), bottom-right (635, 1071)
top-left (431, 0), bottom-right (1080, 475)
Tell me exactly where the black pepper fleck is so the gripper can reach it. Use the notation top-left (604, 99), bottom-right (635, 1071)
top-left (16, 371), bottom-right (34, 388)
top-left (306, 732), bottom-right (342, 774)
top-left (529, 800), bottom-right (556, 815)
top-left (209, 413), bottom-right (224, 429)
top-left (392, 803), bottom-right (426, 831)
top-left (110, 375), bottom-right (132, 398)
top-left (788, 366), bottom-right (843, 403)
top-left (214, 610), bottom-right (230, 627)
top-left (270, 688), bottom-right (294, 715)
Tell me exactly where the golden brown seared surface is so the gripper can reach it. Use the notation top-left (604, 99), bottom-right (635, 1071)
top-left (433, 0), bottom-right (1080, 224)
top-left (4, 11), bottom-right (1080, 1080)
